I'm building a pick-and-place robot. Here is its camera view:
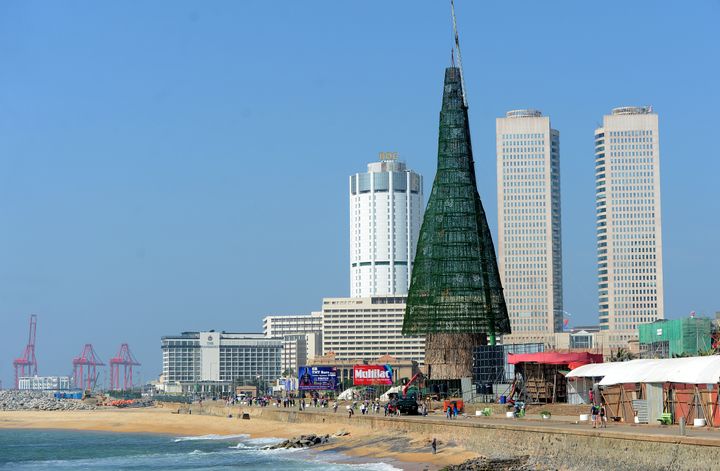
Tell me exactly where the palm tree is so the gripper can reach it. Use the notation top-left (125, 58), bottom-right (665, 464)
top-left (610, 347), bottom-right (637, 362)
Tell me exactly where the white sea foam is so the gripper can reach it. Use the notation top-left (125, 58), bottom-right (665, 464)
top-left (306, 450), bottom-right (404, 471)
top-left (173, 433), bottom-right (250, 442)
top-left (245, 437), bottom-right (286, 446)
top-left (318, 461), bottom-right (403, 471)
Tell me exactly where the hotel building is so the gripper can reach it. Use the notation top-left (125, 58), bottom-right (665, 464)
top-left (349, 152), bottom-right (423, 297)
top-left (160, 332), bottom-right (281, 393)
top-left (321, 295), bottom-right (424, 363)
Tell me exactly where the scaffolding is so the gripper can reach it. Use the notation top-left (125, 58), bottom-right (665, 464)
top-left (403, 67), bottom-right (510, 341)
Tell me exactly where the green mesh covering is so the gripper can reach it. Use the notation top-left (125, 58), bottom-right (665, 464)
top-left (403, 67), bottom-right (510, 338)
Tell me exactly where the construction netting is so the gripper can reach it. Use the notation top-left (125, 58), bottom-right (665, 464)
top-left (403, 67), bottom-right (511, 337)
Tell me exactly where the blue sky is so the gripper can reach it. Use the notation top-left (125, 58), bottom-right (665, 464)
top-left (1, 1), bottom-right (718, 386)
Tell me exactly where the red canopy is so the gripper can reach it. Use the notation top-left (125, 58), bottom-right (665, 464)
top-left (507, 352), bottom-right (603, 366)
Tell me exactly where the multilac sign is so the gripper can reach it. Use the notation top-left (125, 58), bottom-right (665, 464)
top-left (353, 365), bottom-right (393, 386)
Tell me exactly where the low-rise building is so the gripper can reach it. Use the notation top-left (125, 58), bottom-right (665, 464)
top-left (18, 376), bottom-right (71, 391)
top-left (639, 317), bottom-right (713, 358)
top-left (501, 327), bottom-right (616, 358)
top-left (160, 331), bottom-right (281, 394)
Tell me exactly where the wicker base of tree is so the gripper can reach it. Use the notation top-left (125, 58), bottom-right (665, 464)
top-left (424, 332), bottom-right (486, 380)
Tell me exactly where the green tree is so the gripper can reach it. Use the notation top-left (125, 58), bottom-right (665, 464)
top-left (610, 348), bottom-right (637, 362)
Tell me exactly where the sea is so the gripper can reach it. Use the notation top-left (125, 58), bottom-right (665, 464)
top-left (0, 429), bottom-right (402, 471)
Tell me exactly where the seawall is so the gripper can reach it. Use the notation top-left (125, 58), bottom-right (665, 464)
top-left (161, 402), bottom-right (720, 470)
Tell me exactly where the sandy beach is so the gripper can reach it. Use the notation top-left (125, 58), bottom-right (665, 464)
top-left (0, 407), bottom-right (477, 470)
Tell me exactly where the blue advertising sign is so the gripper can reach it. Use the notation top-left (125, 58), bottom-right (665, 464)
top-left (298, 365), bottom-right (337, 391)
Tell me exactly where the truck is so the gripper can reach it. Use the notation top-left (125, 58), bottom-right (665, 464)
top-left (387, 372), bottom-right (425, 415)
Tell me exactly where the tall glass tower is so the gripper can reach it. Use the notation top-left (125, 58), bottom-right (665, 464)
top-left (595, 106), bottom-right (664, 349)
top-left (349, 153), bottom-right (423, 297)
top-left (496, 110), bottom-right (563, 335)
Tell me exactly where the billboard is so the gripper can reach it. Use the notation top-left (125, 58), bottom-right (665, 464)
top-left (353, 364), bottom-right (393, 386)
top-left (298, 366), bottom-right (337, 391)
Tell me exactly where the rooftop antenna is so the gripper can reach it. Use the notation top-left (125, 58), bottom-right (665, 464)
top-left (450, 0), bottom-right (467, 107)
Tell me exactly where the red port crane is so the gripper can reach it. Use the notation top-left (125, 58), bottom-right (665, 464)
top-left (109, 344), bottom-right (141, 391)
top-left (13, 315), bottom-right (38, 389)
top-left (72, 344), bottom-right (105, 390)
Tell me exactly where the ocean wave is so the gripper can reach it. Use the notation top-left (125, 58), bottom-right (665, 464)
top-left (306, 451), bottom-right (404, 471)
top-left (1, 451), bottom-right (220, 469)
top-left (173, 433), bottom-right (250, 442)
top-left (245, 437), bottom-right (287, 447)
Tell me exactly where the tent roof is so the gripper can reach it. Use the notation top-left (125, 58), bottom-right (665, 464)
top-left (507, 351), bottom-right (603, 366)
top-left (567, 356), bottom-right (720, 385)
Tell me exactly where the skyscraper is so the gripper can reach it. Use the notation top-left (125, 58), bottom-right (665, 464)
top-left (349, 153), bottom-right (423, 297)
top-left (595, 106), bottom-right (664, 348)
top-left (496, 110), bottom-right (563, 335)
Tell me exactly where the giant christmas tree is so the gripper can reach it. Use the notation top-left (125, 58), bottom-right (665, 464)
top-left (403, 66), bottom-right (511, 379)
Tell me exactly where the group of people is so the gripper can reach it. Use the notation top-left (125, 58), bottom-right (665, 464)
top-left (589, 389), bottom-right (608, 428)
top-left (224, 395), bottom-right (276, 407)
top-left (359, 400), bottom-right (382, 415)
top-left (445, 402), bottom-right (460, 419)
top-left (591, 402), bottom-right (608, 428)
top-left (341, 400), bottom-right (386, 417)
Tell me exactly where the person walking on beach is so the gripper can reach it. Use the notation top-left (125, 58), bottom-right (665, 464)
top-left (347, 405), bottom-right (354, 419)
top-left (431, 437), bottom-right (437, 454)
top-left (333, 401), bottom-right (338, 413)
top-left (600, 403), bottom-right (607, 428)
top-left (446, 405), bottom-right (452, 420)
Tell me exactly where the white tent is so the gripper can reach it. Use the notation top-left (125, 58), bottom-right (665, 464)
top-left (380, 386), bottom-right (402, 401)
top-left (337, 387), bottom-right (358, 401)
top-left (567, 356), bottom-right (720, 385)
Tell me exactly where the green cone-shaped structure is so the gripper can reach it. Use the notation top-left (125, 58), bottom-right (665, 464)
top-left (403, 67), bottom-right (510, 346)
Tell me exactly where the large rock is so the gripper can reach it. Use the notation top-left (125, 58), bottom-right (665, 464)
top-left (441, 456), bottom-right (556, 471)
top-left (265, 433), bottom-right (332, 450)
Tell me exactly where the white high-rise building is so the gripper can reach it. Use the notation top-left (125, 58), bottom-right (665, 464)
top-left (595, 106), bottom-right (664, 348)
top-left (496, 110), bottom-right (563, 336)
top-left (262, 313), bottom-right (323, 373)
top-left (349, 152), bottom-right (423, 297)
top-left (263, 313), bottom-right (323, 340)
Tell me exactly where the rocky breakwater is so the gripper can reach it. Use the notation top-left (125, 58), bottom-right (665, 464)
top-left (0, 390), bottom-right (96, 411)
top-left (441, 456), bottom-right (557, 471)
top-left (265, 430), bottom-right (349, 450)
